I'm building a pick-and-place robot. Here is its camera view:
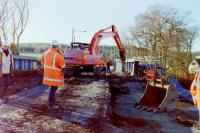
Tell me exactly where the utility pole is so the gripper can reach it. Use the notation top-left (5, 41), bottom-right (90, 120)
top-left (72, 27), bottom-right (74, 43)
top-left (71, 27), bottom-right (87, 43)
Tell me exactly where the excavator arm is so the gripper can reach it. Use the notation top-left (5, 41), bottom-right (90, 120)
top-left (89, 25), bottom-right (126, 71)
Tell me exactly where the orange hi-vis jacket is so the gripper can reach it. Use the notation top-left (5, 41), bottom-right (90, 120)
top-left (41, 48), bottom-right (66, 86)
top-left (190, 68), bottom-right (200, 109)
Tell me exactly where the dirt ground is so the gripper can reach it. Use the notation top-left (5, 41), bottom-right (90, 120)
top-left (0, 73), bottom-right (200, 132)
top-left (4, 71), bottom-right (43, 97)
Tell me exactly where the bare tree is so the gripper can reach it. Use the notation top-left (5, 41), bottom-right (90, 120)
top-left (0, 0), bottom-right (29, 54)
top-left (0, 0), bottom-right (11, 45)
top-left (121, 31), bottom-right (138, 58)
top-left (12, 0), bottom-right (29, 49)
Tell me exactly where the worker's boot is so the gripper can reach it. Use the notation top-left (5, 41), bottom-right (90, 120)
top-left (0, 90), bottom-right (3, 103)
top-left (1, 98), bottom-right (8, 103)
top-left (0, 87), bottom-right (8, 104)
top-left (48, 105), bottom-right (60, 110)
top-left (0, 96), bottom-right (3, 104)
top-left (48, 96), bottom-right (60, 110)
top-left (0, 95), bottom-right (8, 104)
top-left (48, 98), bottom-right (60, 110)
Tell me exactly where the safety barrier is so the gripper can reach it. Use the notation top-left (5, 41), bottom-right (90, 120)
top-left (13, 56), bottom-right (38, 71)
top-left (125, 61), bottom-right (133, 72)
top-left (114, 59), bottom-right (134, 72)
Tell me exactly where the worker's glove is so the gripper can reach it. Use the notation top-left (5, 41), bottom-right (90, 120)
top-left (10, 71), bottom-right (14, 77)
top-left (61, 68), bottom-right (65, 73)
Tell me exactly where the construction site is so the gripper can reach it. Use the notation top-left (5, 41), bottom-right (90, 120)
top-left (0, 24), bottom-right (199, 132)
top-left (1, 0), bottom-right (200, 133)
top-left (0, 69), bottom-right (200, 132)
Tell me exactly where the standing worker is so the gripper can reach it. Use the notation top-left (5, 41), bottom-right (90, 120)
top-left (190, 67), bottom-right (200, 125)
top-left (0, 42), bottom-right (14, 103)
top-left (41, 40), bottom-right (66, 109)
top-left (190, 67), bottom-right (200, 110)
top-left (106, 61), bottom-right (111, 73)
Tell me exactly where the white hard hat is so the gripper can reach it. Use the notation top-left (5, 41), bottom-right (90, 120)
top-left (51, 40), bottom-right (60, 47)
top-left (2, 41), bottom-right (10, 47)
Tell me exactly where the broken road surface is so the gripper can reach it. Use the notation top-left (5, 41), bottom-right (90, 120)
top-left (0, 77), bottom-right (110, 132)
top-left (0, 76), bottom-right (200, 133)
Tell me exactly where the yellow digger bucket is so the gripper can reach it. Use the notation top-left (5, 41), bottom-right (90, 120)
top-left (135, 82), bottom-right (178, 113)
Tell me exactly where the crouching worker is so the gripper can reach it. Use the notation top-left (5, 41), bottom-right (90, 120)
top-left (41, 40), bottom-right (66, 109)
top-left (0, 42), bottom-right (14, 103)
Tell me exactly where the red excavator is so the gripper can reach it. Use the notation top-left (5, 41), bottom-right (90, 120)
top-left (63, 25), bottom-right (126, 76)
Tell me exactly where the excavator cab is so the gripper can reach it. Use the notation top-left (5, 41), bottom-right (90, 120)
top-left (70, 42), bottom-right (90, 50)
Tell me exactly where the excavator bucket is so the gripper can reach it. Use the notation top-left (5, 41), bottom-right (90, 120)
top-left (135, 82), bottom-right (178, 113)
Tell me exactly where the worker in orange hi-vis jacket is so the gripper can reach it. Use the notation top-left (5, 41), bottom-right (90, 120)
top-left (41, 40), bottom-right (66, 109)
top-left (190, 67), bottom-right (200, 110)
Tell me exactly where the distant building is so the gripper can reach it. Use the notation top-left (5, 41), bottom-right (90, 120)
top-left (189, 58), bottom-right (200, 73)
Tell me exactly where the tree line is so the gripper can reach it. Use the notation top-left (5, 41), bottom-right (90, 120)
top-left (122, 6), bottom-right (199, 79)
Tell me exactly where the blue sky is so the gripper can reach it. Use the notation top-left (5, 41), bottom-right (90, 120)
top-left (21, 0), bottom-right (200, 51)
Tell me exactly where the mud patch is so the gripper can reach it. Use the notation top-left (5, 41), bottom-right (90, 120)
top-left (175, 116), bottom-right (197, 127)
top-left (6, 73), bottom-right (42, 97)
top-left (108, 112), bottom-right (148, 127)
top-left (2, 74), bottom-right (200, 132)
